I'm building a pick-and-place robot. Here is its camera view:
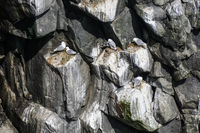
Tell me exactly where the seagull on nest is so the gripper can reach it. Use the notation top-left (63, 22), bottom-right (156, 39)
top-left (66, 46), bottom-right (77, 55)
top-left (132, 38), bottom-right (147, 49)
top-left (133, 76), bottom-right (143, 88)
top-left (53, 41), bottom-right (67, 52)
top-left (53, 41), bottom-right (77, 55)
top-left (103, 39), bottom-right (117, 51)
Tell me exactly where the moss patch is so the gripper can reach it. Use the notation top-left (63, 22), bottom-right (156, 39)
top-left (118, 101), bottom-right (132, 121)
top-left (132, 120), bottom-right (149, 132)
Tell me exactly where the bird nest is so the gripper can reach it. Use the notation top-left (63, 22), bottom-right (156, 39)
top-left (126, 43), bottom-right (141, 53)
top-left (47, 51), bottom-right (75, 67)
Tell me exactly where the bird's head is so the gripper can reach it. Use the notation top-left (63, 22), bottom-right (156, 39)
top-left (131, 38), bottom-right (138, 43)
top-left (65, 46), bottom-right (70, 51)
top-left (108, 39), bottom-right (112, 43)
top-left (61, 41), bottom-right (67, 46)
top-left (135, 76), bottom-right (143, 81)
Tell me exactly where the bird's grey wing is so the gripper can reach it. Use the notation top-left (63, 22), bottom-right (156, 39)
top-left (136, 39), bottom-right (146, 46)
top-left (109, 41), bottom-right (117, 50)
top-left (53, 45), bottom-right (66, 52)
top-left (66, 49), bottom-right (77, 55)
top-left (133, 79), bottom-right (141, 88)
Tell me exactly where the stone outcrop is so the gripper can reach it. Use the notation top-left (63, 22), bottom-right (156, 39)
top-left (0, 0), bottom-right (200, 133)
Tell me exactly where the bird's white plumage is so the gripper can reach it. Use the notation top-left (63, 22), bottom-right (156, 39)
top-left (108, 39), bottom-right (117, 50)
top-left (133, 76), bottom-right (143, 88)
top-left (132, 38), bottom-right (147, 48)
top-left (53, 41), bottom-right (66, 52)
top-left (103, 39), bottom-right (117, 51)
top-left (66, 46), bottom-right (77, 55)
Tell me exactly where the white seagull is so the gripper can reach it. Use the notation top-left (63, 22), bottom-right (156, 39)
top-left (53, 41), bottom-right (67, 52)
top-left (132, 38), bottom-right (147, 49)
top-left (66, 46), bottom-right (77, 55)
top-left (53, 41), bottom-right (77, 55)
top-left (103, 39), bottom-right (117, 51)
top-left (133, 76), bottom-right (143, 88)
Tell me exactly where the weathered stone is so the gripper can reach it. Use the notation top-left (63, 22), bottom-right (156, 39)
top-left (149, 43), bottom-right (169, 65)
top-left (149, 77), bottom-right (174, 95)
top-left (0, 65), bottom-right (68, 133)
top-left (121, 44), bottom-right (154, 73)
top-left (135, 4), bottom-right (167, 21)
top-left (165, 0), bottom-right (185, 19)
top-left (184, 50), bottom-right (200, 71)
top-left (0, 0), bottom-right (54, 21)
top-left (33, 1), bottom-right (68, 38)
top-left (3, 52), bottom-right (32, 100)
top-left (80, 101), bottom-right (102, 132)
top-left (46, 53), bottom-right (90, 119)
top-left (150, 61), bottom-right (171, 78)
top-left (0, 102), bottom-right (18, 133)
top-left (21, 103), bottom-right (69, 133)
top-left (0, 119), bottom-right (18, 133)
top-left (153, 0), bottom-right (170, 6)
top-left (105, 7), bottom-right (143, 49)
top-left (174, 74), bottom-right (200, 109)
top-left (184, 0), bottom-right (200, 28)
top-left (66, 12), bottom-right (105, 62)
top-left (173, 63), bottom-right (190, 81)
top-left (109, 83), bottom-right (161, 132)
top-left (156, 119), bottom-right (181, 133)
top-left (25, 35), bottom-right (90, 120)
top-left (0, 0), bottom-right (68, 38)
top-left (153, 88), bottom-right (179, 124)
top-left (134, 0), bottom-right (153, 4)
top-left (0, 0), bottom-right (200, 132)
top-left (93, 48), bottom-right (133, 86)
top-left (149, 41), bottom-right (196, 69)
top-left (135, 4), bottom-right (166, 38)
top-left (69, 0), bottom-right (123, 22)
top-left (181, 109), bottom-right (200, 133)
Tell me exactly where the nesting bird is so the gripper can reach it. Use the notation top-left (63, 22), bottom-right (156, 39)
top-left (133, 76), bottom-right (143, 88)
top-left (132, 38), bottom-right (147, 49)
top-left (53, 41), bottom-right (67, 52)
top-left (102, 39), bottom-right (117, 51)
top-left (53, 41), bottom-right (77, 55)
top-left (65, 46), bottom-right (77, 55)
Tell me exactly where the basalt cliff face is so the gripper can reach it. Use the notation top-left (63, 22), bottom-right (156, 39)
top-left (0, 0), bottom-right (200, 133)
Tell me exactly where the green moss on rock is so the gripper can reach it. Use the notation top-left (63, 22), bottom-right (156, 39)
top-left (120, 101), bottom-right (132, 121)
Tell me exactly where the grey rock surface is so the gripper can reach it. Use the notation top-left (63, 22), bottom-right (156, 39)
top-left (0, 0), bottom-right (200, 133)
top-left (121, 44), bottom-right (154, 73)
top-left (69, 0), bottom-right (123, 22)
top-left (105, 7), bottom-right (143, 49)
top-left (93, 48), bottom-right (133, 86)
top-left (108, 83), bottom-right (161, 132)
top-left (156, 119), bottom-right (182, 133)
top-left (153, 88), bottom-right (179, 124)
top-left (174, 74), bottom-right (200, 109)
top-left (0, 0), bottom-right (68, 38)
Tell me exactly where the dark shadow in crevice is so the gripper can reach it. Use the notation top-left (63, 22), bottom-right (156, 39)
top-left (24, 33), bottom-right (53, 61)
top-left (103, 112), bottom-right (149, 133)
